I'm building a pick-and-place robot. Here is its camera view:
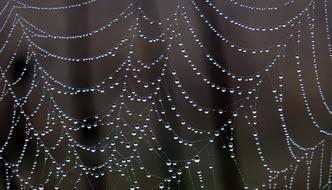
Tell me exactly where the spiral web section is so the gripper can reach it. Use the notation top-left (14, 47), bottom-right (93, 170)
top-left (0, 0), bottom-right (331, 189)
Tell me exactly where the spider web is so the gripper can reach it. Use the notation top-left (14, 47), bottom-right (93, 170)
top-left (0, 0), bottom-right (331, 189)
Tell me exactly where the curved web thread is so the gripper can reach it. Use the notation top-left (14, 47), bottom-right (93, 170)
top-left (0, 0), bottom-right (331, 189)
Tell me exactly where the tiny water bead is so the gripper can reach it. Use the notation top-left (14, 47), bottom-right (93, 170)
top-left (193, 155), bottom-right (200, 163)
